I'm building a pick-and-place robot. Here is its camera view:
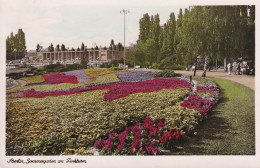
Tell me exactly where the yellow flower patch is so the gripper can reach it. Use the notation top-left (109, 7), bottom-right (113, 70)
top-left (23, 75), bottom-right (45, 84)
top-left (84, 68), bottom-right (121, 77)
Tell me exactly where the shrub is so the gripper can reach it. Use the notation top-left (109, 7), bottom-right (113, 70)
top-left (155, 69), bottom-right (178, 78)
top-left (21, 133), bottom-right (68, 155)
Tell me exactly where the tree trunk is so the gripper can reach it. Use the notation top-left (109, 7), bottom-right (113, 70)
top-left (202, 56), bottom-right (209, 77)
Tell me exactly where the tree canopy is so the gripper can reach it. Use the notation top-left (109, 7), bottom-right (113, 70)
top-left (128, 5), bottom-right (255, 69)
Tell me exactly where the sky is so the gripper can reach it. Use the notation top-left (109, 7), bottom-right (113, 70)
top-left (1, 0), bottom-right (190, 51)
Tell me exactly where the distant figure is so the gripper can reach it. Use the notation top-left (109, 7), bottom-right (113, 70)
top-left (237, 62), bottom-right (241, 75)
top-left (233, 61), bottom-right (237, 75)
top-left (227, 62), bottom-right (231, 75)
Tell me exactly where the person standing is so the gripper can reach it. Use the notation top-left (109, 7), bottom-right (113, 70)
top-left (227, 62), bottom-right (231, 75)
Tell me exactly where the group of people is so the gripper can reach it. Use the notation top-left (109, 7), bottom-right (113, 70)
top-left (227, 61), bottom-right (250, 75)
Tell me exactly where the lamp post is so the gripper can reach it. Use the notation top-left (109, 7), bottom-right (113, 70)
top-left (120, 9), bottom-right (130, 69)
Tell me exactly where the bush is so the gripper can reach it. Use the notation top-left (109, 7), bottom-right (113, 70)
top-left (21, 133), bottom-right (68, 155)
top-left (110, 66), bottom-right (120, 71)
top-left (155, 69), bottom-right (178, 78)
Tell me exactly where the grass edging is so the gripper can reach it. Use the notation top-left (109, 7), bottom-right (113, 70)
top-left (170, 78), bottom-right (255, 155)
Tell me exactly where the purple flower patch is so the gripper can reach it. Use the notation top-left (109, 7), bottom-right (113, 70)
top-left (64, 70), bottom-right (88, 82)
top-left (117, 71), bottom-right (154, 82)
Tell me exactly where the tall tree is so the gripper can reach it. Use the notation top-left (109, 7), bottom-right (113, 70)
top-left (81, 42), bottom-right (85, 51)
top-left (56, 44), bottom-right (60, 51)
top-left (109, 39), bottom-right (115, 50)
top-left (36, 44), bottom-right (42, 52)
top-left (61, 44), bottom-right (66, 51)
top-left (6, 29), bottom-right (26, 60)
top-left (138, 13), bottom-right (151, 43)
top-left (48, 43), bottom-right (54, 52)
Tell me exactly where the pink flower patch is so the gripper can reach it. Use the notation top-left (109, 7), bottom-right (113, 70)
top-left (181, 94), bottom-right (215, 116)
top-left (196, 86), bottom-right (219, 95)
top-left (43, 73), bottom-right (78, 84)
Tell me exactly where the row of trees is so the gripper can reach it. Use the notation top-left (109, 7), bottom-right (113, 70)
top-left (128, 5), bottom-right (255, 69)
top-left (37, 40), bottom-right (125, 52)
top-left (6, 29), bottom-right (26, 60)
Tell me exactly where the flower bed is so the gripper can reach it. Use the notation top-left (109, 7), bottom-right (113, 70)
top-left (6, 70), bottom-right (220, 155)
top-left (7, 68), bottom-right (120, 93)
top-left (64, 70), bottom-right (88, 82)
top-left (117, 71), bottom-right (154, 82)
top-left (7, 88), bottom-right (201, 155)
top-left (94, 117), bottom-right (183, 155)
top-left (8, 78), bottom-right (192, 101)
top-left (196, 86), bottom-right (219, 95)
top-left (181, 94), bottom-right (215, 116)
top-left (43, 73), bottom-right (79, 84)
top-left (84, 68), bottom-right (120, 77)
top-left (23, 75), bottom-right (45, 84)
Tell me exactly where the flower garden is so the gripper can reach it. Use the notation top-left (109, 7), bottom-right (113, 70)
top-left (6, 68), bottom-right (219, 155)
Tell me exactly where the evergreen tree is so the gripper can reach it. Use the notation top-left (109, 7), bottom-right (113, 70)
top-left (81, 42), bottom-right (85, 51)
top-left (109, 39), bottom-right (115, 50)
top-left (61, 44), bottom-right (66, 51)
top-left (48, 43), bottom-right (54, 52)
top-left (56, 44), bottom-right (60, 51)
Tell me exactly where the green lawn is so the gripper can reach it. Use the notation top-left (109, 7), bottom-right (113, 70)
top-left (171, 78), bottom-right (255, 155)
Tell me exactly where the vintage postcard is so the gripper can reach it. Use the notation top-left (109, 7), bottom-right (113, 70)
top-left (0, 0), bottom-right (259, 167)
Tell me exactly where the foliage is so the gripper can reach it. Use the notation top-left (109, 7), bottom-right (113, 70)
top-left (128, 6), bottom-right (255, 69)
top-left (155, 69), bottom-right (179, 78)
top-left (21, 133), bottom-right (68, 155)
top-left (6, 29), bottom-right (26, 60)
top-left (100, 59), bottom-right (124, 68)
top-left (48, 43), bottom-right (54, 52)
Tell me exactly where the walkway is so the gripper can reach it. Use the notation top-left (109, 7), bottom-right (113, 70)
top-left (175, 70), bottom-right (255, 91)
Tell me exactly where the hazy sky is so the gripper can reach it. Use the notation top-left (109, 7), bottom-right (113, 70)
top-left (2, 0), bottom-right (189, 50)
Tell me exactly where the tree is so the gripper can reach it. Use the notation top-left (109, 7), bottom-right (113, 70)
top-left (61, 44), bottom-right (66, 51)
top-left (95, 46), bottom-right (99, 50)
top-left (109, 39), bottom-right (115, 50)
top-left (48, 43), bottom-right (54, 52)
top-left (6, 29), bottom-right (26, 60)
top-left (71, 47), bottom-right (75, 51)
top-left (138, 13), bottom-right (151, 43)
top-left (77, 47), bottom-right (80, 51)
top-left (36, 44), bottom-right (43, 52)
top-left (81, 42), bottom-right (85, 51)
top-left (80, 56), bottom-right (88, 68)
top-left (56, 44), bottom-right (60, 51)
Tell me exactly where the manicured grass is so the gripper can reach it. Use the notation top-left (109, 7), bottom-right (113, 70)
top-left (170, 78), bottom-right (255, 155)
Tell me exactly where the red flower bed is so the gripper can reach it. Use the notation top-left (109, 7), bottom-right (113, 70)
top-left (93, 117), bottom-right (183, 155)
top-left (180, 94), bottom-right (215, 116)
top-left (196, 86), bottom-right (219, 95)
top-left (43, 73), bottom-right (78, 84)
top-left (13, 78), bottom-right (192, 101)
